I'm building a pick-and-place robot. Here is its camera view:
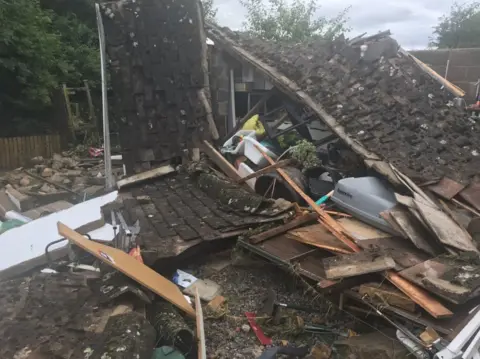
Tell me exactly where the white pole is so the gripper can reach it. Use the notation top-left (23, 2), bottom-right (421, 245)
top-left (95, 3), bottom-right (114, 190)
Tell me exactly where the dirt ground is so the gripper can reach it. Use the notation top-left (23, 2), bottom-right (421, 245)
top-left (0, 247), bottom-right (401, 359)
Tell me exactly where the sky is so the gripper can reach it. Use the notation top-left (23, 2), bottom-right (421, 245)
top-left (213, 0), bottom-right (459, 49)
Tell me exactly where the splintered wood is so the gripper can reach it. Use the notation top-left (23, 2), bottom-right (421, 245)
top-left (254, 145), bottom-right (453, 319)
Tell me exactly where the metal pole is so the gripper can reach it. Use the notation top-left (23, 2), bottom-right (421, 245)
top-left (95, 3), bottom-right (114, 190)
top-left (229, 68), bottom-right (236, 131)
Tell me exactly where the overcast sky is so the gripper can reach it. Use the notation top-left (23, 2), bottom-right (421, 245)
top-left (214, 0), bottom-right (458, 49)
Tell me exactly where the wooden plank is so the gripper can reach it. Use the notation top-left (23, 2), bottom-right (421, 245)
top-left (287, 224), bottom-right (352, 254)
top-left (116, 165), bottom-right (176, 189)
top-left (414, 199), bottom-right (478, 252)
top-left (380, 210), bottom-right (407, 238)
top-left (389, 209), bottom-right (438, 255)
top-left (249, 212), bottom-right (317, 244)
top-left (195, 289), bottom-right (207, 359)
top-left (202, 140), bottom-right (242, 181)
top-left (322, 252), bottom-right (396, 279)
top-left (385, 272), bottom-right (453, 318)
top-left (236, 159), bottom-right (293, 184)
top-left (57, 222), bottom-right (195, 317)
top-left (359, 283), bottom-right (416, 312)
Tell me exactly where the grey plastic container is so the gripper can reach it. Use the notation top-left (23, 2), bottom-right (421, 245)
top-left (331, 176), bottom-right (399, 235)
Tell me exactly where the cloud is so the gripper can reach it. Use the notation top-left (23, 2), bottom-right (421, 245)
top-left (213, 0), bottom-right (457, 49)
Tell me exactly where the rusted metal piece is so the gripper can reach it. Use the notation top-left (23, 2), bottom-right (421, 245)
top-left (459, 183), bottom-right (480, 212)
top-left (428, 177), bottom-right (466, 200)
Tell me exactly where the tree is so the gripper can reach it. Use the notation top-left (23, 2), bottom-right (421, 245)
top-left (240, 0), bottom-right (349, 43)
top-left (202, 0), bottom-right (218, 23)
top-left (430, 1), bottom-right (480, 48)
top-left (0, 0), bottom-right (99, 134)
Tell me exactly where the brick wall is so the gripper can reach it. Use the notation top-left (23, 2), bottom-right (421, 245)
top-left (411, 48), bottom-right (480, 101)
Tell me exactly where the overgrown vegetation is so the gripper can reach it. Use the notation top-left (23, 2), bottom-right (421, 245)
top-left (240, 0), bottom-right (350, 43)
top-left (430, 1), bottom-right (480, 48)
top-left (0, 0), bottom-right (99, 134)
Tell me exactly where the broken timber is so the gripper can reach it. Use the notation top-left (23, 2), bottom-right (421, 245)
top-left (57, 222), bottom-right (196, 317)
top-left (287, 224), bottom-right (352, 254)
top-left (322, 252), bottom-right (396, 280)
top-left (116, 165), bottom-right (175, 189)
top-left (195, 289), bottom-right (207, 359)
top-left (254, 146), bottom-right (453, 318)
top-left (249, 212), bottom-right (317, 244)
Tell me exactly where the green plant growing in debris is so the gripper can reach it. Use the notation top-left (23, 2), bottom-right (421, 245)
top-left (290, 139), bottom-right (320, 171)
top-left (240, 0), bottom-right (350, 43)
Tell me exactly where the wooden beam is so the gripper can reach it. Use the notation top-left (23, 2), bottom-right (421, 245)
top-left (195, 289), bottom-right (207, 359)
top-left (223, 90), bottom-right (273, 142)
top-left (236, 159), bottom-right (293, 184)
top-left (198, 89), bottom-right (220, 140)
top-left (322, 252), bottom-right (396, 280)
top-left (202, 140), bottom-right (242, 181)
top-left (249, 212), bottom-right (317, 244)
top-left (116, 165), bottom-right (175, 189)
top-left (57, 222), bottom-right (196, 317)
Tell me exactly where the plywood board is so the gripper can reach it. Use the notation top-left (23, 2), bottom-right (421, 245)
top-left (58, 222), bottom-right (195, 317)
top-left (414, 200), bottom-right (478, 252)
top-left (249, 213), bottom-right (317, 244)
top-left (322, 252), bottom-right (396, 280)
top-left (287, 224), bottom-right (352, 254)
top-left (389, 209), bottom-right (437, 255)
top-left (338, 217), bottom-right (392, 241)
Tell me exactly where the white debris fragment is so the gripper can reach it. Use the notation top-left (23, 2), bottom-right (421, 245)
top-left (440, 139), bottom-right (447, 145)
top-left (472, 150), bottom-right (479, 156)
top-left (337, 104), bottom-right (343, 109)
top-left (133, 41), bottom-right (138, 47)
top-left (420, 124), bottom-right (429, 130)
top-left (116, 346), bottom-right (127, 352)
top-left (84, 347), bottom-right (94, 359)
top-left (357, 130), bottom-right (365, 136)
top-left (428, 94), bottom-right (434, 99)
top-left (41, 268), bottom-right (58, 274)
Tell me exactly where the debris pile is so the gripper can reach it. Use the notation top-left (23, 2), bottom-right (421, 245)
top-left (2, 2), bottom-right (480, 359)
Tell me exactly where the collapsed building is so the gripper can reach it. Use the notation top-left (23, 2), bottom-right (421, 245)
top-left (1, 0), bottom-right (480, 358)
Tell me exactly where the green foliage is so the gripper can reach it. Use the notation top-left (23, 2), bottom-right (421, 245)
top-left (430, 1), bottom-right (480, 48)
top-left (202, 0), bottom-right (218, 23)
top-left (290, 139), bottom-right (320, 170)
top-left (240, 0), bottom-right (350, 43)
top-left (0, 0), bottom-right (99, 114)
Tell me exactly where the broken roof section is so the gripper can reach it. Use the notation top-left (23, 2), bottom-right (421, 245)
top-left (207, 24), bottom-right (480, 186)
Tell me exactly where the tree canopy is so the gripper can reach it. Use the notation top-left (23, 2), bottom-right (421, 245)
top-left (240, 0), bottom-right (349, 43)
top-left (0, 0), bottom-right (99, 127)
top-left (430, 1), bottom-right (480, 48)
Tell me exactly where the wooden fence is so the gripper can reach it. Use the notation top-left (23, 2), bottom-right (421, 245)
top-left (0, 134), bottom-right (62, 169)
